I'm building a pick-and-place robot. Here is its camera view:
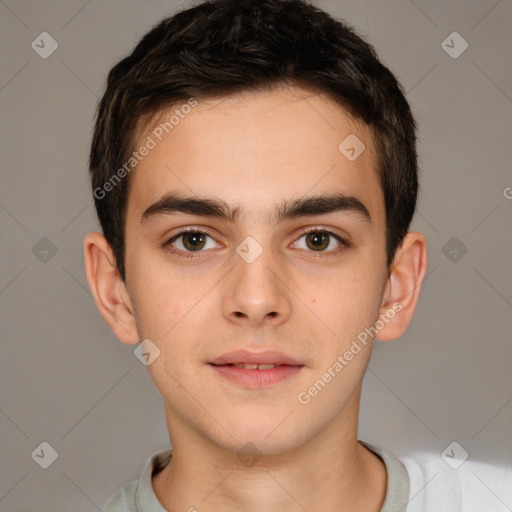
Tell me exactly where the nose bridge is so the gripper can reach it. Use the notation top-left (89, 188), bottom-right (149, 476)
top-left (223, 235), bottom-right (291, 326)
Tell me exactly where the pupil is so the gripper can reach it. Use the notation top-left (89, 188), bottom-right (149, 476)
top-left (185, 233), bottom-right (205, 250)
top-left (307, 232), bottom-right (328, 251)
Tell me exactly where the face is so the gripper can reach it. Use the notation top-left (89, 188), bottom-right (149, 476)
top-left (122, 85), bottom-right (389, 455)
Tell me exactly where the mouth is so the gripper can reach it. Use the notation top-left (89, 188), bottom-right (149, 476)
top-left (209, 349), bottom-right (305, 389)
top-left (209, 349), bottom-right (304, 367)
top-left (213, 362), bottom-right (293, 370)
top-left (208, 353), bottom-right (305, 388)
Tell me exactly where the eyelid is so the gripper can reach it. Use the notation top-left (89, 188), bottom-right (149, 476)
top-left (295, 225), bottom-right (349, 242)
top-left (163, 225), bottom-right (350, 258)
top-left (291, 226), bottom-right (350, 253)
top-left (165, 225), bottom-right (218, 242)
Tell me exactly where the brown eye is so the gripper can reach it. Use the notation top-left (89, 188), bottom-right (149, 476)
top-left (166, 229), bottom-right (217, 254)
top-left (305, 232), bottom-right (330, 251)
top-left (293, 229), bottom-right (347, 254)
top-left (182, 232), bottom-right (207, 251)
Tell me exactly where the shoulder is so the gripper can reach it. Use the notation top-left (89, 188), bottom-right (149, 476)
top-left (102, 481), bottom-right (138, 512)
top-left (101, 448), bottom-right (172, 512)
top-left (399, 451), bottom-right (512, 512)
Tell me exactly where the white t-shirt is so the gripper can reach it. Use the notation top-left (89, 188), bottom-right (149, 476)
top-left (103, 440), bottom-right (512, 511)
top-left (394, 448), bottom-right (512, 511)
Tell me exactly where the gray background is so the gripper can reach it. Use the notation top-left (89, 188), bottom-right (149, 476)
top-left (1, 0), bottom-right (511, 510)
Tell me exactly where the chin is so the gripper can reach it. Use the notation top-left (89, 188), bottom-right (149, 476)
top-left (216, 434), bottom-right (300, 461)
top-left (212, 416), bottom-right (309, 458)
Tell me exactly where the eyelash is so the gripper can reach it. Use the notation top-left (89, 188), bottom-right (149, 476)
top-left (163, 227), bottom-right (350, 260)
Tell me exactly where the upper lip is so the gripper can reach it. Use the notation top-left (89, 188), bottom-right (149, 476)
top-left (209, 349), bottom-right (304, 366)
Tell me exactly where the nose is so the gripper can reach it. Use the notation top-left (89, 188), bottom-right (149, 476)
top-left (222, 241), bottom-right (292, 328)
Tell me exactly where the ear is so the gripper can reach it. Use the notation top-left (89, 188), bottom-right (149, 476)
top-left (83, 232), bottom-right (140, 345)
top-left (375, 231), bottom-right (428, 341)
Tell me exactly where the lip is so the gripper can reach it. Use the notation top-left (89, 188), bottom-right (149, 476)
top-left (208, 350), bottom-right (305, 389)
top-left (209, 364), bottom-right (304, 388)
top-left (209, 349), bottom-right (303, 366)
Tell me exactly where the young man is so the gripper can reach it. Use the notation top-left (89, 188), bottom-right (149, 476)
top-left (84, 1), bottom-right (510, 511)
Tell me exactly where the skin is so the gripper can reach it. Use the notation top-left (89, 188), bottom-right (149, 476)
top-left (84, 85), bottom-right (427, 512)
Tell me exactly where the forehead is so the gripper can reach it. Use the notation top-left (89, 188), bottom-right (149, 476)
top-left (126, 85), bottom-right (384, 230)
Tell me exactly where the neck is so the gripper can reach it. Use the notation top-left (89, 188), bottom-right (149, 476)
top-left (153, 399), bottom-right (387, 512)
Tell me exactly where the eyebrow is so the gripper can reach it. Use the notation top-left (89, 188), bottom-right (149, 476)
top-left (140, 191), bottom-right (371, 226)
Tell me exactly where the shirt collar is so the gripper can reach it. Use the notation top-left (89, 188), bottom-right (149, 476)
top-left (135, 440), bottom-right (410, 512)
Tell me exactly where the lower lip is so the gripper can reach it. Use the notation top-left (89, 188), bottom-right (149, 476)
top-left (209, 364), bottom-right (304, 388)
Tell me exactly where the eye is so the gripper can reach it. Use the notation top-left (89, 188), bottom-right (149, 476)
top-left (164, 228), bottom-right (218, 257)
top-left (163, 226), bottom-right (349, 260)
top-left (293, 228), bottom-right (348, 254)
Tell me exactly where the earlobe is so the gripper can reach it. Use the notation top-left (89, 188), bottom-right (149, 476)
top-left (83, 232), bottom-right (140, 345)
top-left (375, 231), bottom-right (428, 342)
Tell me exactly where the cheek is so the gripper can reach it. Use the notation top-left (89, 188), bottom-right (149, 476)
top-left (313, 267), bottom-right (383, 343)
top-left (128, 248), bottom-right (194, 331)
top-left (127, 253), bottom-right (218, 372)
